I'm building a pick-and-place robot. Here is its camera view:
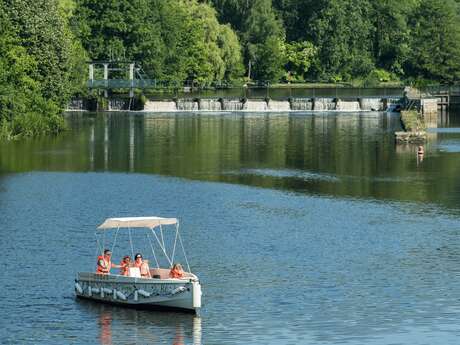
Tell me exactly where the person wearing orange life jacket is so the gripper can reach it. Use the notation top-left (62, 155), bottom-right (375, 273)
top-left (96, 249), bottom-right (121, 275)
top-left (133, 253), bottom-right (151, 278)
top-left (119, 255), bottom-right (131, 276)
top-left (169, 263), bottom-right (184, 279)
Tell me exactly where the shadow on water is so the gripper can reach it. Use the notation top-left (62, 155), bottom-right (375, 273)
top-left (76, 299), bottom-right (202, 345)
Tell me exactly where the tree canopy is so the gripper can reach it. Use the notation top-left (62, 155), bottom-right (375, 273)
top-left (209, 0), bottom-right (460, 83)
top-left (1, 0), bottom-right (460, 138)
top-left (73, 0), bottom-right (243, 83)
top-left (0, 0), bottom-right (84, 139)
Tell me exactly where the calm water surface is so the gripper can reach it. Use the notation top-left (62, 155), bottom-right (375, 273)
top-left (1, 110), bottom-right (460, 344)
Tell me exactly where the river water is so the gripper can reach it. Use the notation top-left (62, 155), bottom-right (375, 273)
top-left (1, 109), bottom-right (460, 344)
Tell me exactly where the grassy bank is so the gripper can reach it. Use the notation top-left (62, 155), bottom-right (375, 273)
top-left (0, 112), bottom-right (66, 140)
top-left (400, 110), bottom-right (425, 132)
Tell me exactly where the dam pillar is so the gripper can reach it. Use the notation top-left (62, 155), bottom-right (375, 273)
top-left (88, 64), bottom-right (94, 87)
top-left (129, 63), bottom-right (134, 98)
top-left (103, 63), bottom-right (109, 97)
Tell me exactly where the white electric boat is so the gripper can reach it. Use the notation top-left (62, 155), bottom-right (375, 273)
top-left (75, 217), bottom-right (202, 314)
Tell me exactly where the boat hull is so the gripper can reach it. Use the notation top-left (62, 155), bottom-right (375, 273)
top-left (75, 272), bottom-right (201, 314)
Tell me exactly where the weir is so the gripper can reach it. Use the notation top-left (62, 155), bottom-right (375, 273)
top-left (244, 100), bottom-right (268, 111)
top-left (177, 99), bottom-right (198, 111)
top-left (222, 99), bottom-right (244, 111)
top-left (290, 98), bottom-right (313, 111)
top-left (144, 101), bottom-right (177, 112)
top-left (108, 98), bottom-right (130, 111)
top-left (268, 100), bottom-right (291, 111)
top-left (360, 98), bottom-right (383, 111)
top-left (70, 97), bottom-right (408, 112)
top-left (199, 99), bottom-right (222, 111)
top-left (314, 98), bottom-right (336, 111)
top-left (336, 100), bottom-right (361, 111)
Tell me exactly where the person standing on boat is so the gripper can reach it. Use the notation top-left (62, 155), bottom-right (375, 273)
top-left (96, 249), bottom-right (120, 275)
top-left (133, 253), bottom-right (151, 278)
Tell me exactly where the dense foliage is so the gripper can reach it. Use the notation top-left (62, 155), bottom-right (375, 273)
top-left (1, 0), bottom-right (459, 138)
top-left (72, 0), bottom-right (243, 83)
top-left (207, 0), bottom-right (460, 83)
top-left (0, 0), bottom-right (85, 139)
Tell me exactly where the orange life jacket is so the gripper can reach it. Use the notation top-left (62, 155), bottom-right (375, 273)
top-left (169, 268), bottom-right (183, 278)
top-left (120, 260), bottom-right (130, 276)
top-left (96, 255), bottom-right (111, 274)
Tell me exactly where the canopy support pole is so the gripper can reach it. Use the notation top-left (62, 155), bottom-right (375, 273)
top-left (177, 227), bottom-right (191, 273)
top-left (171, 223), bottom-right (179, 263)
top-left (159, 224), bottom-right (166, 252)
top-left (128, 228), bottom-right (134, 259)
top-left (150, 228), bottom-right (172, 266)
top-left (147, 231), bottom-right (160, 268)
top-left (111, 227), bottom-right (120, 257)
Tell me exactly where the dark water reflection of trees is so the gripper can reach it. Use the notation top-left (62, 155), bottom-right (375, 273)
top-left (2, 111), bottom-right (460, 212)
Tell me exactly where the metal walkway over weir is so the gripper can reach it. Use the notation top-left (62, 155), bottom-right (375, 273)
top-left (87, 61), bottom-right (230, 92)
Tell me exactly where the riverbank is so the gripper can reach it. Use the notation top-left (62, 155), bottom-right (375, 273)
top-left (395, 110), bottom-right (427, 143)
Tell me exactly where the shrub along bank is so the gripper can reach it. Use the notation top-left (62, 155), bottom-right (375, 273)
top-left (0, 0), bottom-right (85, 139)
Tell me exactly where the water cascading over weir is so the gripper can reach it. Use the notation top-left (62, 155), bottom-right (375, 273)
top-left (138, 97), bottom-right (398, 112)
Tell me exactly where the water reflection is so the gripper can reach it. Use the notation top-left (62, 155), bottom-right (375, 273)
top-left (0, 113), bottom-right (460, 207)
top-left (99, 312), bottom-right (112, 345)
top-left (78, 301), bottom-right (202, 345)
top-left (416, 145), bottom-right (424, 166)
top-left (3, 110), bottom-right (460, 210)
top-left (3, 110), bottom-right (460, 344)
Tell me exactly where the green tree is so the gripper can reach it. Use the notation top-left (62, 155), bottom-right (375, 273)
top-left (0, 6), bottom-right (64, 139)
top-left (243, 0), bottom-right (285, 81)
top-left (406, 0), bottom-right (460, 82)
top-left (74, 0), bottom-right (243, 83)
top-left (370, 0), bottom-right (417, 76)
top-left (284, 41), bottom-right (317, 81)
top-left (0, 0), bottom-right (83, 138)
top-left (272, 0), bottom-right (321, 42)
top-left (218, 24), bottom-right (245, 80)
top-left (310, 0), bottom-right (375, 81)
top-left (6, 0), bottom-right (80, 106)
top-left (205, 0), bottom-right (251, 32)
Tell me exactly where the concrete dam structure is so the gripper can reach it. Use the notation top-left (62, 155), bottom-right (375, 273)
top-left (67, 97), bottom-right (402, 112)
top-left (141, 97), bottom-right (396, 112)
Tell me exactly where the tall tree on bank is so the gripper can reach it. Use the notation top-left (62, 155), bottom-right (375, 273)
top-left (0, 0), bottom-right (84, 138)
top-left (243, 0), bottom-right (285, 81)
top-left (205, 0), bottom-right (251, 33)
top-left (309, 0), bottom-right (375, 81)
top-left (74, 0), bottom-right (243, 83)
top-left (272, 0), bottom-right (322, 42)
top-left (159, 0), bottom-right (243, 82)
top-left (6, 0), bottom-right (83, 107)
top-left (406, 0), bottom-right (460, 82)
top-left (370, 0), bottom-right (415, 76)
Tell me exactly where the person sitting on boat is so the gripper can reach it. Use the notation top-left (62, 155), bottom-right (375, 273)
top-left (119, 255), bottom-right (131, 276)
top-left (169, 263), bottom-right (184, 278)
top-left (96, 249), bottom-right (121, 275)
top-left (134, 253), bottom-right (151, 278)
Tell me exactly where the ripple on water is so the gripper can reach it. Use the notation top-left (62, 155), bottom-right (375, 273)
top-left (1, 170), bottom-right (460, 344)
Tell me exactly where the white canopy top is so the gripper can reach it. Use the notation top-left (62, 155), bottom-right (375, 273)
top-left (97, 217), bottom-right (178, 230)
